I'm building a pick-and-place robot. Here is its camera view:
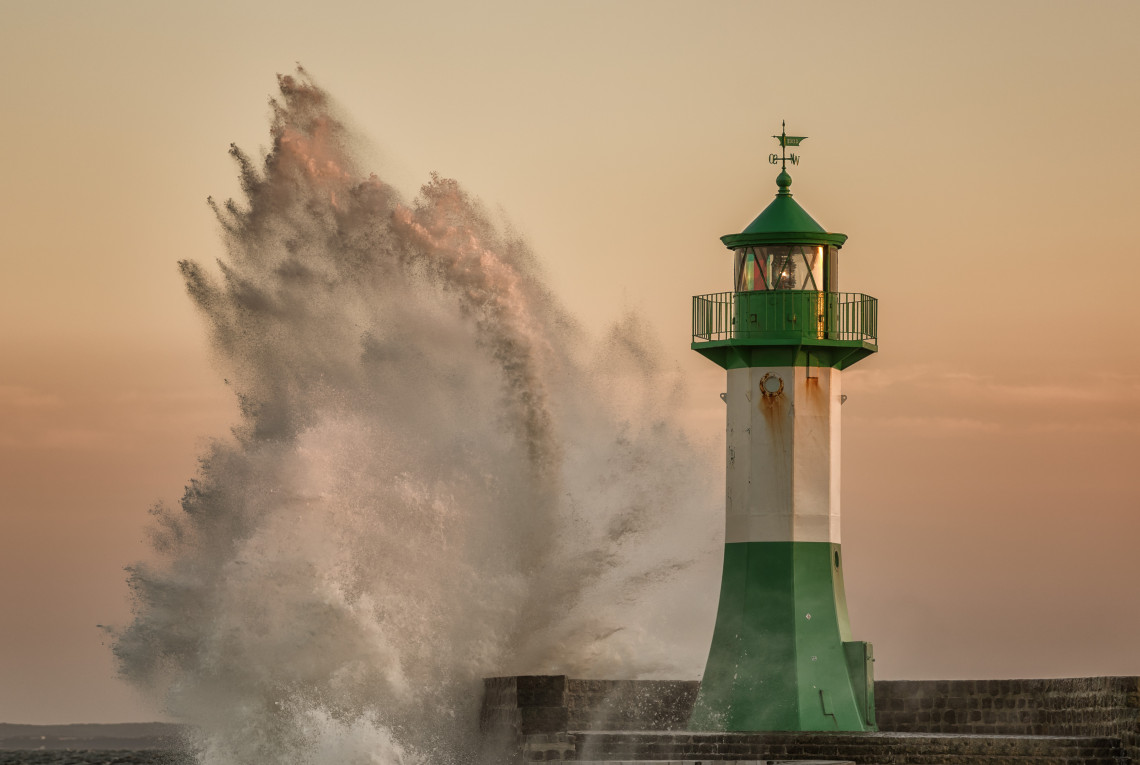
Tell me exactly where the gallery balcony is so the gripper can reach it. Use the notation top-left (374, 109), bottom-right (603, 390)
top-left (691, 290), bottom-right (877, 370)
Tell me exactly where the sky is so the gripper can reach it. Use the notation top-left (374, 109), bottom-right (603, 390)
top-left (2, 0), bottom-right (1139, 724)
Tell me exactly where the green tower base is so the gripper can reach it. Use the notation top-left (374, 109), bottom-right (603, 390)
top-left (690, 541), bottom-right (876, 732)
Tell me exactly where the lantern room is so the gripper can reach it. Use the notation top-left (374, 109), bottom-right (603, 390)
top-left (733, 244), bottom-right (834, 291)
top-left (723, 169), bottom-right (847, 294)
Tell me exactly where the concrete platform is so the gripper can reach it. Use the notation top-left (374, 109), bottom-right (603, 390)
top-left (563, 731), bottom-right (1125, 764)
top-left (571, 761), bottom-right (853, 765)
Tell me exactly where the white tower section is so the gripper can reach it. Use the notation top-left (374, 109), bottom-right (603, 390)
top-left (724, 365), bottom-right (843, 545)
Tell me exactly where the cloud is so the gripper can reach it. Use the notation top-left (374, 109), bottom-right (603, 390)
top-left (34, 428), bottom-right (107, 450)
top-left (849, 364), bottom-right (1140, 404)
top-left (845, 364), bottom-right (1140, 436)
top-left (870, 415), bottom-right (1001, 434)
top-left (0, 385), bottom-right (63, 409)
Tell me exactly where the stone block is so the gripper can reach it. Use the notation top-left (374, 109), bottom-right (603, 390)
top-left (521, 706), bottom-right (570, 735)
top-left (517, 675), bottom-right (568, 708)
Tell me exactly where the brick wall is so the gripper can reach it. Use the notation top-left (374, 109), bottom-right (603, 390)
top-left (875, 677), bottom-right (1140, 758)
top-left (565, 679), bottom-right (700, 731)
top-left (480, 676), bottom-right (700, 736)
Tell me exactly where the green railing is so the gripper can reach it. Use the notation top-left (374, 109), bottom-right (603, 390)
top-left (692, 291), bottom-right (877, 344)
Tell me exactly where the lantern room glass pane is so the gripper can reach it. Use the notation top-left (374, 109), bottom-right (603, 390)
top-left (734, 245), bottom-right (824, 291)
top-left (825, 245), bottom-right (838, 292)
top-left (734, 247), bottom-right (764, 291)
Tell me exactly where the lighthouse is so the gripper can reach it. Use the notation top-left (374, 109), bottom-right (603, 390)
top-left (689, 125), bottom-right (878, 732)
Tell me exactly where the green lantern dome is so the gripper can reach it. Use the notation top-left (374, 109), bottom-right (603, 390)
top-left (721, 170), bottom-right (848, 249)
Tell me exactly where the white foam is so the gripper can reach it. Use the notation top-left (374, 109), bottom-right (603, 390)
top-left (111, 69), bottom-right (720, 765)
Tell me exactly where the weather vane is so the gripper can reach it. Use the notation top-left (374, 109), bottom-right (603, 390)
top-left (768, 120), bottom-right (807, 170)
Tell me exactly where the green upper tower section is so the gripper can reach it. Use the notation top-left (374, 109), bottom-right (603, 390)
top-left (691, 132), bottom-right (878, 371)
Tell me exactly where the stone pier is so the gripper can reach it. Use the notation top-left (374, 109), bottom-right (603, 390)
top-left (481, 675), bottom-right (1140, 764)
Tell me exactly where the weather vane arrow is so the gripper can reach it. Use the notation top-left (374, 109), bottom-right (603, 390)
top-left (768, 120), bottom-right (807, 170)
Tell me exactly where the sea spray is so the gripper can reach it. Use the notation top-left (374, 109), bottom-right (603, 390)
top-left (112, 69), bottom-right (719, 765)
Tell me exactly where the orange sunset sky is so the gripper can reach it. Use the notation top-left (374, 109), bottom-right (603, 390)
top-left (2, 0), bottom-right (1139, 724)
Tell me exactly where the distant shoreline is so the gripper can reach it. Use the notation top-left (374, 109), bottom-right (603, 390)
top-left (0, 723), bottom-right (182, 751)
